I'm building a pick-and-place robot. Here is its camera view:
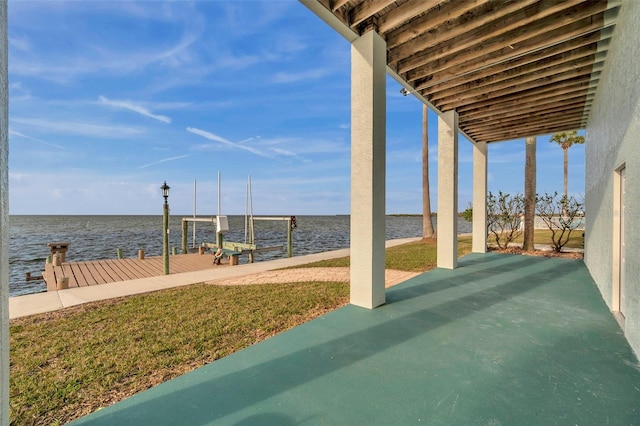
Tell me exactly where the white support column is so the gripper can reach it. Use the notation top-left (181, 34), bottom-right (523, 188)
top-left (437, 110), bottom-right (459, 269)
top-left (350, 30), bottom-right (386, 309)
top-left (0, 3), bottom-right (9, 423)
top-left (472, 142), bottom-right (488, 253)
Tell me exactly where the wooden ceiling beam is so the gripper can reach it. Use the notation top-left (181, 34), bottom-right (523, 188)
top-left (436, 62), bottom-right (602, 111)
top-left (431, 53), bottom-right (602, 104)
top-left (415, 32), bottom-right (603, 93)
top-left (457, 76), bottom-right (596, 114)
top-left (330, 0), bottom-right (351, 12)
top-left (385, 0), bottom-right (493, 49)
top-left (470, 117), bottom-right (586, 141)
top-left (349, 0), bottom-right (397, 27)
top-left (429, 46), bottom-right (599, 101)
top-left (474, 121), bottom-right (588, 144)
top-left (476, 120), bottom-right (587, 143)
top-left (407, 18), bottom-right (608, 84)
top-left (398, 1), bottom-right (608, 75)
top-left (377, 0), bottom-right (441, 34)
top-left (463, 98), bottom-right (592, 129)
top-left (462, 89), bottom-right (595, 122)
top-left (464, 104), bottom-right (590, 133)
top-left (388, 0), bottom-right (541, 64)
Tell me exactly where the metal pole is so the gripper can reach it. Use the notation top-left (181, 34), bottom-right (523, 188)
top-left (163, 201), bottom-right (170, 275)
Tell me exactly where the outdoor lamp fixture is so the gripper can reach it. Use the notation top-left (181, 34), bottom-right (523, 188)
top-left (161, 181), bottom-right (170, 204)
top-left (400, 87), bottom-right (411, 96)
top-left (161, 181), bottom-right (170, 275)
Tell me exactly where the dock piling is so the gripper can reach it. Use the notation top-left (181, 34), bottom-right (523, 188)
top-left (116, 248), bottom-right (123, 259)
top-left (56, 276), bottom-right (69, 290)
top-left (138, 249), bottom-right (145, 260)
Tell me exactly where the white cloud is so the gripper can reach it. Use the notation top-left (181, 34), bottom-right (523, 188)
top-left (186, 127), bottom-right (271, 158)
top-left (11, 117), bottom-right (144, 138)
top-left (9, 129), bottom-right (65, 150)
top-left (98, 96), bottom-right (172, 123)
top-left (139, 155), bottom-right (190, 169)
top-left (270, 147), bottom-right (297, 157)
top-left (9, 36), bottom-right (30, 51)
top-left (271, 68), bottom-right (331, 84)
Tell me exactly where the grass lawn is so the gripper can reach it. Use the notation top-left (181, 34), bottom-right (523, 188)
top-left (509, 228), bottom-right (584, 249)
top-left (291, 235), bottom-right (473, 271)
top-left (10, 282), bottom-right (348, 425)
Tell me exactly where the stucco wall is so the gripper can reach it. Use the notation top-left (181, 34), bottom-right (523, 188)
top-left (585, 0), bottom-right (640, 357)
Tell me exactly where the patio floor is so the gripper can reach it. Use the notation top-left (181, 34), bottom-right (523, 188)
top-left (72, 253), bottom-right (640, 425)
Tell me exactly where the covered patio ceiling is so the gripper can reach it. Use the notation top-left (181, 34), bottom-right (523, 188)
top-left (303, 0), bottom-right (619, 143)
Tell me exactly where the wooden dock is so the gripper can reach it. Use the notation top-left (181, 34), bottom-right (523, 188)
top-left (43, 253), bottom-right (222, 291)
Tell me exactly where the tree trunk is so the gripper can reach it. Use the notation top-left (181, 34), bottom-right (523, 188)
top-left (523, 137), bottom-right (536, 251)
top-left (422, 104), bottom-right (435, 239)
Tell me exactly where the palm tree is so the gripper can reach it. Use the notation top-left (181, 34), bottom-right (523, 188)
top-left (523, 137), bottom-right (536, 251)
top-left (550, 130), bottom-right (585, 200)
top-left (422, 104), bottom-right (435, 239)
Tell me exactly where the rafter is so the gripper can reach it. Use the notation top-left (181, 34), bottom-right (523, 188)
top-left (431, 53), bottom-right (602, 105)
top-left (457, 76), bottom-right (596, 115)
top-left (435, 62), bottom-right (603, 111)
top-left (385, 0), bottom-right (493, 49)
top-left (462, 89), bottom-right (596, 123)
top-left (388, 0), bottom-right (540, 64)
top-left (415, 32), bottom-right (604, 93)
top-left (377, 0), bottom-right (440, 34)
top-left (349, 0), bottom-right (397, 27)
top-left (397, 1), bottom-right (608, 75)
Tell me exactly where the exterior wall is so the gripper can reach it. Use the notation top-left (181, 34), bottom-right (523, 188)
top-left (1, 1), bottom-right (9, 423)
top-left (585, 0), bottom-right (640, 356)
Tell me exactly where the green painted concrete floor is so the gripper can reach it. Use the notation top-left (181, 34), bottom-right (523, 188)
top-left (73, 253), bottom-right (640, 425)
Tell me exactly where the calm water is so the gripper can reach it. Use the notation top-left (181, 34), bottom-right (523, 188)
top-left (9, 215), bottom-right (471, 297)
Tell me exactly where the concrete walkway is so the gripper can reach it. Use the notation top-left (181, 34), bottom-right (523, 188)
top-left (9, 238), bottom-right (420, 319)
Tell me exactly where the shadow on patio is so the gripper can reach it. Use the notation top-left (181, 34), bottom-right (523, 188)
top-left (73, 253), bottom-right (640, 425)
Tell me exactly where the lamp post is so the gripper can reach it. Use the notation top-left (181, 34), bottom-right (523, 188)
top-left (161, 181), bottom-right (170, 275)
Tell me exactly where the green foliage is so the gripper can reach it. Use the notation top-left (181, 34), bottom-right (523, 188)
top-left (549, 130), bottom-right (585, 150)
top-left (487, 191), bottom-right (524, 249)
top-left (536, 192), bottom-right (585, 252)
top-left (462, 202), bottom-right (473, 223)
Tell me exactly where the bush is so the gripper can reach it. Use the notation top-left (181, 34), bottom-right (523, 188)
top-left (487, 191), bottom-right (524, 249)
top-left (536, 192), bottom-right (584, 252)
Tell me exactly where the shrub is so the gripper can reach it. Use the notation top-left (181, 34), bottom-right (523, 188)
top-left (487, 191), bottom-right (524, 249)
top-left (536, 192), bottom-right (584, 252)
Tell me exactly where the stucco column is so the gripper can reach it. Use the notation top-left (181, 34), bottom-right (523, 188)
top-left (1, 2), bottom-right (9, 423)
top-left (472, 142), bottom-right (488, 253)
top-left (350, 30), bottom-right (386, 309)
top-left (437, 110), bottom-right (459, 269)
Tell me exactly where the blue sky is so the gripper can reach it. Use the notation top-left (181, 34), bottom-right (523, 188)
top-left (8, 1), bottom-right (585, 216)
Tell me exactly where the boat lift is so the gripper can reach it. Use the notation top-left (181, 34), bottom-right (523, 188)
top-left (179, 174), bottom-right (296, 264)
top-left (179, 215), bottom-right (296, 263)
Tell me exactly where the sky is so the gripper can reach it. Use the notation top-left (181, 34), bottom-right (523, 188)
top-left (7, 1), bottom-right (586, 216)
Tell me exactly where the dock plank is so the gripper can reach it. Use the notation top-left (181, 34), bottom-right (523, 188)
top-left (76, 262), bottom-right (100, 286)
top-left (43, 253), bottom-right (228, 290)
top-left (118, 257), bottom-right (155, 278)
top-left (61, 264), bottom-right (80, 288)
